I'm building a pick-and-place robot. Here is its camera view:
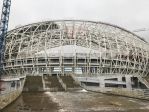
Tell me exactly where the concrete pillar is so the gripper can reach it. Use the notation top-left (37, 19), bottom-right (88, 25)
top-left (125, 75), bottom-right (132, 89)
top-left (49, 67), bottom-right (52, 75)
top-left (72, 67), bottom-right (75, 75)
top-left (118, 76), bottom-right (123, 87)
top-left (99, 78), bottom-right (105, 88)
top-left (118, 76), bottom-right (122, 81)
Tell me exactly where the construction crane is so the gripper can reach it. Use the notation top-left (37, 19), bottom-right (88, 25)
top-left (0, 0), bottom-right (11, 93)
top-left (0, 0), bottom-right (11, 73)
top-left (132, 28), bottom-right (149, 42)
top-left (133, 28), bottom-right (149, 33)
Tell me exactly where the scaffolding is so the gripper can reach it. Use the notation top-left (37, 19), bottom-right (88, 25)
top-left (1, 20), bottom-right (149, 78)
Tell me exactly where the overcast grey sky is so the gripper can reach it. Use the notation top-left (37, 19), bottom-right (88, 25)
top-left (0, 0), bottom-right (149, 41)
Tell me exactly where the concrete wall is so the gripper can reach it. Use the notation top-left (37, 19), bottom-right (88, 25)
top-left (85, 86), bottom-right (148, 100)
top-left (0, 90), bottom-right (22, 110)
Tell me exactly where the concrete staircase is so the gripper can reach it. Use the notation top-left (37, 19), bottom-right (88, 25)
top-left (144, 76), bottom-right (149, 84)
top-left (138, 76), bottom-right (149, 88)
top-left (59, 75), bottom-right (80, 90)
top-left (143, 89), bottom-right (149, 97)
top-left (143, 89), bottom-right (149, 99)
top-left (43, 76), bottom-right (65, 91)
top-left (23, 76), bottom-right (43, 92)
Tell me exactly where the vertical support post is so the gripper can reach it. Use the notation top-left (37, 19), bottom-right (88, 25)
top-left (0, 0), bottom-right (11, 93)
top-left (125, 75), bottom-right (132, 89)
top-left (118, 76), bottom-right (123, 88)
top-left (0, 0), bottom-right (11, 70)
top-left (99, 77), bottom-right (105, 88)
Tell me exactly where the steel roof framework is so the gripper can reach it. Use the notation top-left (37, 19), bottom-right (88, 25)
top-left (2, 20), bottom-right (149, 77)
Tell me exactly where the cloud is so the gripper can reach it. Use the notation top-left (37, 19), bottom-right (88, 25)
top-left (0, 0), bottom-right (149, 41)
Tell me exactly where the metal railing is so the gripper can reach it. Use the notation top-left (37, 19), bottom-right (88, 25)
top-left (57, 75), bottom-right (67, 91)
top-left (1, 75), bottom-right (26, 81)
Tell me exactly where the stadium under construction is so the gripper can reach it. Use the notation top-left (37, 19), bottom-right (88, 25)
top-left (1, 0), bottom-right (149, 111)
top-left (1, 20), bottom-right (149, 110)
top-left (2, 20), bottom-right (149, 91)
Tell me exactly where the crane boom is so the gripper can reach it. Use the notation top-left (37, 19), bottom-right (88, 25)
top-left (133, 28), bottom-right (149, 32)
top-left (0, 0), bottom-right (11, 72)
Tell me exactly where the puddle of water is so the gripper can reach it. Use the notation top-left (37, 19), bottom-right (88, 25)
top-left (78, 89), bottom-right (88, 92)
top-left (2, 91), bottom-right (149, 112)
top-left (128, 99), bottom-right (137, 103)
top-left (2, 92), bottom-right (60, 112)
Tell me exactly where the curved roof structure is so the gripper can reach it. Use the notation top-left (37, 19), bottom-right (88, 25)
top-left (3, 20), bottom-right (149, 77)
top-left (5, 20), bottom-right (149, 60)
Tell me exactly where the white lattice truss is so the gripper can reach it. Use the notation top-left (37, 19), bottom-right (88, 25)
top-left (2, 20), bottom-right (149, 77)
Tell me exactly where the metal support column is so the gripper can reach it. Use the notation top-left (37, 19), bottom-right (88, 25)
top-left (0, 0), bottom-right (11, 73)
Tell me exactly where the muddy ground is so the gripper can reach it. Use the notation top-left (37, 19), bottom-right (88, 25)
top-left (2, 90), bottom-right (149, 112)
